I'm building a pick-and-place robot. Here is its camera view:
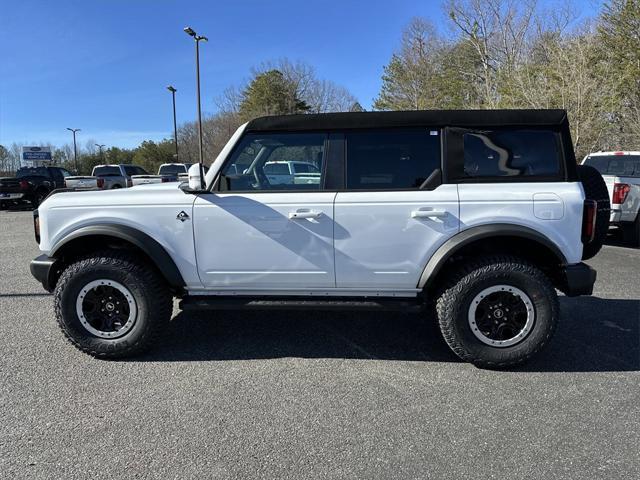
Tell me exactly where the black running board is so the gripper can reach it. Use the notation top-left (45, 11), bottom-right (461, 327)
top-left (180, 296), bottom-right (425, 313)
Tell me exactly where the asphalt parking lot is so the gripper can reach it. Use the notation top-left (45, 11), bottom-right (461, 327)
top-left (0, 209), bottom-right (638, 479)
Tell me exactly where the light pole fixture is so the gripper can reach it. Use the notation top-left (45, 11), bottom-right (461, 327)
top-left (167, 85), bottom-right (179, 162)
top-left (184, 26), bottom-right (208, 188)
top-left (95, 144), bottom-right (106, 162)
top-left (66, 128), bottom-right (81, 173)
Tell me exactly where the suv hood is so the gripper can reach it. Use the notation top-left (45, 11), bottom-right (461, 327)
top-left (41, 182), bottom-right (191, 209)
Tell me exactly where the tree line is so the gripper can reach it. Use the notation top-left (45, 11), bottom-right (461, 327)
top-left (375, 0), bottom-right (639, 159)
top-left (1, 0), bottom-right (637, 175)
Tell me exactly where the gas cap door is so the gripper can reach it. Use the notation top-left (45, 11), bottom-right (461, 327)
top-left (533, 193), bottom-right (564, 220)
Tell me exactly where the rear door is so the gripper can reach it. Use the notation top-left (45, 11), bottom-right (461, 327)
top-left (333, 128), bottom-right (459, 290)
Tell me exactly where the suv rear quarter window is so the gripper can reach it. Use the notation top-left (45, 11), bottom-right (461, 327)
top-left (451, 129), bottom-right (562, 181)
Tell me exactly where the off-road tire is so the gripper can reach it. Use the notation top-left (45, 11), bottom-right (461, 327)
top-left (53, 251), bottom-right (172, 358)
top-left (577, 164), bottom-right (610, 260)
top-left (435, 256), bottom-right (559, 369)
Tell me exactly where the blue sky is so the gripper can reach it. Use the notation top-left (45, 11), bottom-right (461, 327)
top-left (0, 0), bottom-right (603, 149)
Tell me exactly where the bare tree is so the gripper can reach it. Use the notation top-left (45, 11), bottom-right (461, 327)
top-left (447, 0), bottom-right (538, 107)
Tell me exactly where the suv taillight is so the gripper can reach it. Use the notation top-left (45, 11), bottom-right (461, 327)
top-left (582, 200), bottom-right (597, 244)
top-left (33, 209), bottom-right (40, 243)
top-left (19, 180), bottom-right (30, 190)
top-left (97, 177), bottom-right (105, 189)
top-left (612, 183), bottom-right (630, 204)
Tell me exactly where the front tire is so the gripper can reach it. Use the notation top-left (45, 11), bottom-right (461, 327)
top-left (435, 256), bottom-right (559, 369)
top-left (54, 252), bottom-right (172, 358)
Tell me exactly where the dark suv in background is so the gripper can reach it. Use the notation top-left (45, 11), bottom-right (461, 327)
top-left (0, 166), bottom-right (71, 208)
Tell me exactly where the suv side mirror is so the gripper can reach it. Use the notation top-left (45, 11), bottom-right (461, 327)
top-left (188, 164), bottom-right (203, 190)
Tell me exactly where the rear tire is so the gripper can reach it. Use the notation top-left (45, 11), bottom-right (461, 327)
top-left (31, 189), bottom-right (47, 208)
top-left (435, 256), bottom-right (558, 369)
top-left (577, 164), bottom-right (610, 260)
top-left (54, 251), bottom-right (172, 358)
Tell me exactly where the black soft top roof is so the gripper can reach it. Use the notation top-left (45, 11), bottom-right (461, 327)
top-left (245, 109), bottom-right (569, 132)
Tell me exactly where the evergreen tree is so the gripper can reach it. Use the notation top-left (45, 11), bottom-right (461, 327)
top-left (239, 69), bottom-right (309, 121)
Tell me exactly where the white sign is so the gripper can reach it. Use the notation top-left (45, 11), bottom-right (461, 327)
top-left (21, 146), bottom-right (52, 167)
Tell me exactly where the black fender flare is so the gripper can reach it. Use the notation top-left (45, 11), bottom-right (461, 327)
top-left (417, 224), bottom-right (568, 289)
top-left (51, 224), bottom-right (186, 289)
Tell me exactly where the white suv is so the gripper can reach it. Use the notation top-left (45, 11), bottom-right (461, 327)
top-left (29, 110), bottom-right (607, 368)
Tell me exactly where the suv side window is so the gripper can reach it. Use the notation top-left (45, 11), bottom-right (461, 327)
top-left (219, 133), bottom-right (326, 191)
top-left (462, 129), bottom-right (561, 179)
top-left (345, 129), bottom-right (441, 190)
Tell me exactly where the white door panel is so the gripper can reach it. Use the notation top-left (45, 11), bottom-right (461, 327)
top-left (458, 182), bottom-right (584, 264)
top-left (194, 192), bottom-right (336, 288)
top-left (334, 186), bottom-right (460, 288)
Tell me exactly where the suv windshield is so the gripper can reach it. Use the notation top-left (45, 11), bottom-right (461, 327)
top-left (584, 155), bottom-right (640, 177)
top-left (93, 166), bottom-right (121, 176)
top-left (17, 167), bottom-right (49, 178)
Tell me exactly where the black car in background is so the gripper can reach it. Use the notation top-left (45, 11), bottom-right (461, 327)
top-left (0, 166), bottom-right (71, 208)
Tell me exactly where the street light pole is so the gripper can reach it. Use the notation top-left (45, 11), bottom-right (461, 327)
top-left (66, 128), bottom-right (80, 173)
top-left (184, 26), bottom-right (207, 188)
top-left (167, 85), bottom-right (179, 162)
top-left (95, 144), bottom-right (106, 163)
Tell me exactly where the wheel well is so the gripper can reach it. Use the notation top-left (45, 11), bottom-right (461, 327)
top-left (425, 235), bottom-right (565, 292)
top-left (50, 234), bottom-right (183, 295)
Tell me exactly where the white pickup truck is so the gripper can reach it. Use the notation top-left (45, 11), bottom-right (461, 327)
top-left (263, 160), bottom-right (321, 185)
top-left (582, 151), bottom-right (640, 246)
top-left (130, 163), bottom-right (197, 186)
top-left (65, 164), bottom-right (149, 190)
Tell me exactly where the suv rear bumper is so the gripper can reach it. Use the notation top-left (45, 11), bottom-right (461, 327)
top-left (30, 254), bottom-right (57, 292)
top-left (561, 263), bottom-right (596, 296)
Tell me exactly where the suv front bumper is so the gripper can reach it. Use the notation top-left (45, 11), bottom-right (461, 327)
top-left (561, 263), bottom-right (596, 296)
top-left (30, 254), bottom-right (57, 292)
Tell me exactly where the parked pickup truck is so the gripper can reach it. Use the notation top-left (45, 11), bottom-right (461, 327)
top-left (0, 166), bottom-right (71, 207)
top-left (582, 151), bottom-right (640, 246)
top-left (130, 163), bottom-right (196, 186)
top-left (263, 160), bottom-right (321, 185)
top-left (64, 164), bottom-right (149, 190)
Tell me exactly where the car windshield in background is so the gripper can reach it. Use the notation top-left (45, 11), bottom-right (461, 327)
top-left (159, 165), bottom-right (187, 175)
top-left (17, 167), bottom-right (49, 177)
top-left (93, 166), bottom-right (121, 176)
top-left (584, 155), bottom-right (640, 177)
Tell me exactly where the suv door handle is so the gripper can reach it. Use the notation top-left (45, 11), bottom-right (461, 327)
top-left (411, 208), bottom-right (447, 219)
top-left (289, 210), bottom-right (322, 220)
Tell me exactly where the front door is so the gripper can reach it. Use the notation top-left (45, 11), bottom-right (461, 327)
top-left (194, 132), bottom-right (335, 290)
